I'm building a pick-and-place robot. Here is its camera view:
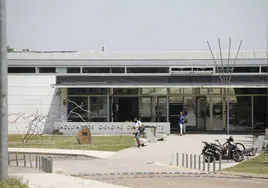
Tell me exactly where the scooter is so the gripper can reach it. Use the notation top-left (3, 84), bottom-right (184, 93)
top-left (201, 136), bottom-right (244, 163)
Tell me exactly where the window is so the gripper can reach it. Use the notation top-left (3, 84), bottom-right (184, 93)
top-left (192, 68), bottom-right (213, 71)
top-left (233, 67), bottom-right (259, 73)
top-left (39, 67), bottom-right (56, 73)
top-left (171, 68), bottom-right (192, 71)
top-left (261, 66), bottom-right (268, 73)
top-left (67, 67), bottom-right (81, 73)
top-left (127, 67), bottom-right (169, 73)
top-left (82, 67), bottom-right (110, 73)
top-left (82, 67), bottom-right (125, 73)
top-left (113, 88), bottom-right (139, 95)
top-left (111, 67), bottom-right (125, 73)
top-left (68, 88), bottom-right (107, 95)
top-left (216, 66), bottom-right (259, 73)
top-left (8, 67), bottom-right (36, 73)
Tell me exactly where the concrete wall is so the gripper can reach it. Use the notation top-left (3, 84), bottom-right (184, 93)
top-left (8, 75), bottom-right (65, 134)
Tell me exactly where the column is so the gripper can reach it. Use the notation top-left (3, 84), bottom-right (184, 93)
top-left (251, 96), bottom-right (254, 130)
top-left (107, 88), bottom-right (110, 122)
top-left (167, 88), bottom-right (170, 122)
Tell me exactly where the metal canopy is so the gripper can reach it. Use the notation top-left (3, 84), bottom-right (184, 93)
top-left (51, 82), bottom-right (268, 89)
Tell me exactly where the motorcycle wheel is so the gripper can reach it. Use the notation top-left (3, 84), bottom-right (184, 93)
top-left (231, 150), bottom-right (244, 162)
top-left (203, 149), bottom-right (215, 163)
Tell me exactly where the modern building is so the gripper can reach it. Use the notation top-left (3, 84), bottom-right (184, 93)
top-left (7, 50), bottom-right (268, 134)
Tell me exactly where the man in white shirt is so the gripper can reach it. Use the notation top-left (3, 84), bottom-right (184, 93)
top-left (133, 117), bottom-right (143, 148)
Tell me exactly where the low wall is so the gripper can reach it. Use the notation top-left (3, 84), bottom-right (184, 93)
top-left (56, 122), bottom-right (170, 135)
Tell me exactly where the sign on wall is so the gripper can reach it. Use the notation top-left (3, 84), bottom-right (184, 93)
top-left (56, 122), bottom-right (170, 135)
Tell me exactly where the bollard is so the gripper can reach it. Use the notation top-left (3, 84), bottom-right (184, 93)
top-left (35, 155), bottom-right (38, 168)
top-left (170, 153), bottom-right (173, 166)
top-left (186, 154), bottom-right (189, 168)
top-left (7, 153), bottom-right (10, 165)
top-left (182, 153), bottom-right (185, 167)
top-left (207, 157), bottom-right (210, 172)
top-left (213, 158), bottom-right (216, 172)
top-left (202, 156), bottom-right (205, 171)
top-left (15, 153), bottom-right (19, 166)
top-left (23, 154), bottom-right (26, 167)
top-left (198, 155), bottom-right (201, 170)
top-left (176, 153), bottom-right (179, 166)
top-left (194, 155), bottom-right (197, 169)
top-left (38, 156), bottom-right (41, 170)
top-left (219, 155), bottom-right (222, 171)
top-left (29, 154), bottom-right (32, 168)
top-left (49, 157), bottom-right (53, 173)
top-left (190, 154), bottom-right (193, 169)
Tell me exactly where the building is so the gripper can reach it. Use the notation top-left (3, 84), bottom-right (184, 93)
top-left (7, 50), bottom-right (268, 134)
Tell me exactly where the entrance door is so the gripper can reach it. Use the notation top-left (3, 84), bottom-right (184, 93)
top-left (113, 97), bottom-right (139, 122)
top-left (196, 96), bottom-right (207, 131)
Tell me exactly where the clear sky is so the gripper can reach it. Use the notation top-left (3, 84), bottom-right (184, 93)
top-left (6, 0), bottom-right (268, 51)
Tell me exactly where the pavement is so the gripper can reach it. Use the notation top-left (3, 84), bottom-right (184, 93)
top-left (8, 147), bottom-right (115, 159)
top-left (9, 134), bottom-right (261, 188)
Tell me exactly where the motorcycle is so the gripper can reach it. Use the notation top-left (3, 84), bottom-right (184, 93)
top-left (201, 136), bottom-right (244, 163)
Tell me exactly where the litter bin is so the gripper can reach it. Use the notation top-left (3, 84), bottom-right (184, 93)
top-left (145, 125), bottom-right (156, 137)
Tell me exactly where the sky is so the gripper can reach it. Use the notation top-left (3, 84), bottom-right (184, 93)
top-left (5, 0), bottom-right (268, 51)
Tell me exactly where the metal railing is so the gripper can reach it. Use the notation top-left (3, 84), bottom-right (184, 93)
top-left (170, 153), bottom-right (222, 173)
top-left (8, 152), bottom-right (53, 173)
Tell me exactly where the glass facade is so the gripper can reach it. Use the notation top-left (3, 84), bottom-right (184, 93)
top-left (67, 87), bottom-right (268, 132)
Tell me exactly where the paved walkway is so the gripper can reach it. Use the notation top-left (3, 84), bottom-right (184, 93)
top-left (9, 148), bottom-right (115, 159)
top-left (9, 134), bottom-right (255, 188)
top-left (11, 173), bottom-right (131, 188)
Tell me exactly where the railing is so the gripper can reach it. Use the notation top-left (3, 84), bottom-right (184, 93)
top-left (170, 153), bottom-right (222, 173)
top-left (8, 152), bottom-right (53, 173)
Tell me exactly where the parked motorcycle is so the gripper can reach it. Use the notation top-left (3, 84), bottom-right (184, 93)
top-left (201, 136), bottom-right (244, 163)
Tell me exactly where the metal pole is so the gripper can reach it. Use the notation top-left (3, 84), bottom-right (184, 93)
top-left (226, 88), bottom-right (230, 135)
top-left (0, 0), bottom-right (8, 180)
top-left (218, 39), bottom-right (225, 83)
top-left (226, 38), bottom-right (232, 83)
top-left (207, 41), bottom-right (224, 83)
top-left (228, 40), bottom-right (243, 83)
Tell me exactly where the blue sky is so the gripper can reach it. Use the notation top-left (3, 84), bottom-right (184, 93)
top-left (6, 0), bottom-right (268, 51)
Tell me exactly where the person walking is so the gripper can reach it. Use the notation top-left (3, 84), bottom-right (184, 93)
top-left (133, 117), bottom-right (144, 148)
top-left (178, 111), bottom-right (187, 136)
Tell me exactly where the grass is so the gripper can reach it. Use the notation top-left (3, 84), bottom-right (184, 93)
top-left (225, 150), bottom-right (268, 174)
top-left (8, 135), bottom-right (134, 151)
top-left (0, 176), bottom-right (28, 188)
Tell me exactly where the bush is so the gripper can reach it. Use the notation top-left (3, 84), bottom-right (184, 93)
top-left (52, 129), bottom-right (63, 135)
top-left (0, 176), bottom-right (28, 188)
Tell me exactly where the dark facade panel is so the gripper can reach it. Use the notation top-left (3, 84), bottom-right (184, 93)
top-left (56, 75), bottom-right (268, 85)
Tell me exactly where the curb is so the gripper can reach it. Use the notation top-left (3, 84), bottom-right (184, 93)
top-left (218, 171), bottom-right (268, 180)
top-left (71, 171), bottom-right (214, 177)
top-left (8, 151), bottom-right (99, 159)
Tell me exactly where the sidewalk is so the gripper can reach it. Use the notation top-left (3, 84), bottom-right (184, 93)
top-left (11, 173), bottom-right (131, 188)
top-left (8, 148), bottom-right (115, 159)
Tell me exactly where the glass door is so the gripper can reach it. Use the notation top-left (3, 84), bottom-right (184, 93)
top-left (155, 97), bottom-right (167, 122)
top-left (196, 96), bottom-right (207, 131)
top-left (140, 97), bottom-right (153, 122)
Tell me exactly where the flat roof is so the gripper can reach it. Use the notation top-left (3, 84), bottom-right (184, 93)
top-left (8, 50), bottom-right (268, 60)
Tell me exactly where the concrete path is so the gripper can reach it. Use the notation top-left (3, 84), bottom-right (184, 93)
top-left (11, 173), bottom-right (131, 188)
top-left (9, 148), bottom-right (115, 159)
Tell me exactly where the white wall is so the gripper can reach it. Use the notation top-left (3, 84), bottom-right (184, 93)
top-left (8, 75), bottom-right (65, 134)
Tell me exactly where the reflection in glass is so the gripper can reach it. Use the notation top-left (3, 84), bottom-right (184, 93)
top-left (113, 88), bottom-right (139, 95)
top-left (170, 88), bottom-right (182, 95)
top-left (90, 96), bottom-right (107, 121)
top-left (141, 88), bottom-right (154, 95)
top-left (183, 97), bottom-right (196, 127)
top-left (253, 96), bottom-right (267, 130)
top-left (67, 97), bottom-right (89, 122)
top-left (200, 89), bottom-right (208, 95)
top-left (155, 88), bottom-right (167, 95)
top-left (229, 96), bottom-right (251, 130)
top-left (183, 88), bottom-right (193, 95)
top-left (210, 96), bottom-right (224, 130)
top-left (140, 97), bottom-right (152, 116)
top-left (156, 97), bottom-right (167, 122)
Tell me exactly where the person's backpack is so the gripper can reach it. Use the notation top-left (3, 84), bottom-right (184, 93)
top-left (138, 123), bottom-right (145, 133)
top-left (184, 117), bottom-right (188, 124)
